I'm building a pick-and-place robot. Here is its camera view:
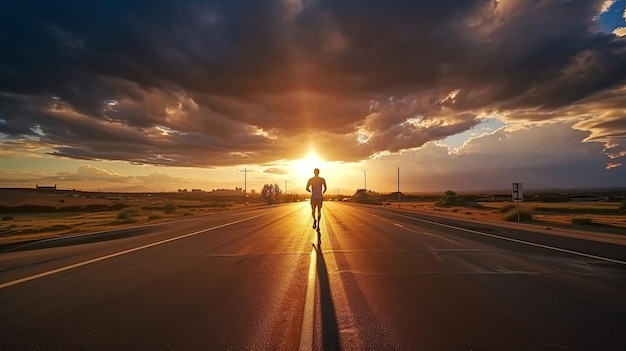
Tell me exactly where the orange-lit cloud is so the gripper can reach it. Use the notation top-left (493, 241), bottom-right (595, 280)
top-left (1, 0), bottom-right (625, 190)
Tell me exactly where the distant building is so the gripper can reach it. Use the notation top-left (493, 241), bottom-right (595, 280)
top-left (36, 184), bottom-right (57, 190)
top-left (210, 187), bottom-right (244, 196)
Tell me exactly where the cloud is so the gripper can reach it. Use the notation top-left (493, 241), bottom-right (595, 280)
top-left (0, 0), bottom-right (625, 172)
top-left (263, 167), bottom-right (288, 175)
top-left (0, 162), bottom-right (209, 191)
top-left (599, 1), bottom-right (617, 14)
top-left (366, 121), bottom-right (626, 192)
top-left (0, 169), bottom-right (52, 185)
top-left (55, 165), bottom-right (132, 183)
top-left (135, 172), bottom-right (192, 184)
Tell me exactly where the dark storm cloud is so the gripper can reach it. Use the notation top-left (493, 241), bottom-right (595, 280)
top-left (1, 0), bottom-right (625, 167)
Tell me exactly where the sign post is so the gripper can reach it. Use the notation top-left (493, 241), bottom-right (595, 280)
top-left (512, 183), bottom-right (523, 222)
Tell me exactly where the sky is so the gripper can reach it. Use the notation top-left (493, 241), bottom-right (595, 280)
top-left (1, 0), bottom-right (626, 194)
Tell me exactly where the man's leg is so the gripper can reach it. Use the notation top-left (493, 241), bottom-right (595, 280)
top-left (311, 202), bottom-right (317, 229)
top-left (317, 202), bottom-right (323, 225)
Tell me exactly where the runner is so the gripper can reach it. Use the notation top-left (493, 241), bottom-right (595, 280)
top-left (305, 168), bottom-right (327, 230)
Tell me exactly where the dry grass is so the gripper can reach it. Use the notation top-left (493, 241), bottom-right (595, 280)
top-left (384, 201), bottom-right (626, 231)
top-left (0, 191), bottom-right (261, 245)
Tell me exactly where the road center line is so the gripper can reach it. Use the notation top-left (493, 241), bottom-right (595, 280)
top-left (385, 211), bottom-right (626, 265)
top-left (299, 236), bottom-right (317, 351)
top-left (0, 213), bottom-right (269, 289)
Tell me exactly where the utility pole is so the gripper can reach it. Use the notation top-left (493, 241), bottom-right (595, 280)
top-left (240, 168), bottom-right (252, 205)
top-left (397, 167), bottom-right (400, 193)
top-left (397, 167), bottom-right (401, 201)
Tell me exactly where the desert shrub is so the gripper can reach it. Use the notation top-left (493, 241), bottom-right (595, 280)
top-left (352, 189), bottom-right (381, 205)
top-left (572, 217), bottom-right (593, 225)
top-left (148, 213), bottom-right (163, 220)
top-left (620, 200), bottom-right (626, 213)
top-left (436, 190), bottom-right (459, 207)
top-left (435, 190), bottom-right (479, 207)
top-left (503, 208), bottom-right (533, 222)
top-left (2, 216), bottom-right (13, 221)
top-left (117, 207), bottom-right (142, 221)
top-left (164, 203), bottom-right (177, 214)
top-left (207, 202), bottom-right (229, 208)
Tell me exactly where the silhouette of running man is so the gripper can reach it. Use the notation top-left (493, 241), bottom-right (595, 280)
top-left (306, 168), bottom-right (327, 230)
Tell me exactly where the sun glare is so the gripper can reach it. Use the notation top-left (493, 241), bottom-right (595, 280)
top-left (287, 150), bottom-right (349, 193)
top-left (292, 151), bottom-right (324, 181)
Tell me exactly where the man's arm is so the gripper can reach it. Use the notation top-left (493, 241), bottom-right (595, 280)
top-left (306, 178), bottom-right (311, 192)
top-left (322, 178), bottom-right (327, 194)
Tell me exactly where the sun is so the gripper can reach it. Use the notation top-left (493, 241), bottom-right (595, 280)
top-left (292, 151), bottom-right (325, 181)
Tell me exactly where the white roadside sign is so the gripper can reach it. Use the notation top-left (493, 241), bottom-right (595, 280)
top-left (512, 183), bottom-right (523, 201)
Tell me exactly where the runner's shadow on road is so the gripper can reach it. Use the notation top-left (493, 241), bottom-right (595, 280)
top-left (316, 228), bottom-right (322, 246)
top-left (314, 229), bottom-right (340, 350)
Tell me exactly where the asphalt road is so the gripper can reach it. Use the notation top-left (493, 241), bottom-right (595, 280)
top-left (1, 202), bottom-right (625, 350)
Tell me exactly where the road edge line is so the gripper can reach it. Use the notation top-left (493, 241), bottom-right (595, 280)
top-left (386, 211), bottom-right (626, 265)
top-left (0, 213), bottom-right (268, 289)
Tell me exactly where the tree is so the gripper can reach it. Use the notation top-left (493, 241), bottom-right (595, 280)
top-left (436, 190), bottom-right (478, 207)
top-left (353, 189), bottom-right (381, 205)
top-left (436, 190), bottom-right (458, 207)
top-left (261, 183), bottom-right (283, 204)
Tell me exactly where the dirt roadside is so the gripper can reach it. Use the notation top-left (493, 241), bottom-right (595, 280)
top-left (382, 202), bottom-right (626, 246)
top-left (1, 196), bottom-right (624, 248)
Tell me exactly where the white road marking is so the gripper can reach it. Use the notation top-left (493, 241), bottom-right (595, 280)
top-left (298, 236), bottom-right (318, 351)
top-left (385, 212), bottom-right (626, 265)
top-left (0, 213), bottom-right (269, 289)
top-left (393, 223), bottom-right (459, 243)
